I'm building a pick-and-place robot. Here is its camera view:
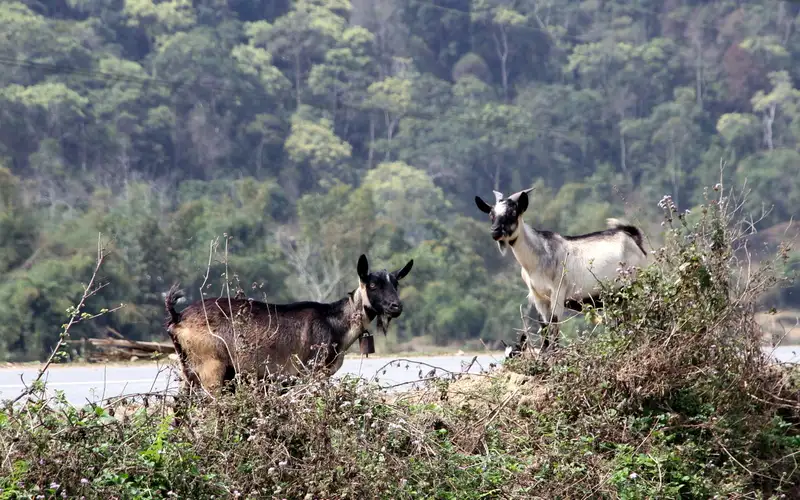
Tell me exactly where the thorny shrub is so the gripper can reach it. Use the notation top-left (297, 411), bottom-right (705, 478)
top-left (505, 182), bottom-right (800, 497)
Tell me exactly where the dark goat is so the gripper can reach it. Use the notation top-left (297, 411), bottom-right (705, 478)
top-left (165, 254), bottom-right (413, 394)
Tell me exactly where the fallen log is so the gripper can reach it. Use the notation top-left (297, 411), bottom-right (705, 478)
top-left (82, 338), bottom-right (175, 354)
top-left (67, 337), bottom-right (176, 362)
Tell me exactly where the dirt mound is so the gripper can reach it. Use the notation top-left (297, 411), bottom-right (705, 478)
top-left (395, 365), bottom-right (549, 414)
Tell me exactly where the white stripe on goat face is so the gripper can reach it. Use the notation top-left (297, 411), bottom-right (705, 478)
top-left (493, 201), bottom-right (508, 217)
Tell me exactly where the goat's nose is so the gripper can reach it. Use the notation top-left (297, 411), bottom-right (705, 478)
top-left (491, 230), bottom-right (503, 241)
top-left (388, 302), bottom-right (402, 314)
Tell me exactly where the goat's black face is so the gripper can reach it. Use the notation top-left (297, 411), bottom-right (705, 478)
top-left (474, 191), bottom-right (530, 242)
top-left (357, 254), bottom-right (414, 319)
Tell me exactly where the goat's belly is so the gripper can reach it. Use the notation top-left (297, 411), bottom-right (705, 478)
top-left (249, 345), bottom-right (340, 378)
top-left (564, 294), bottom-right (604, 312)
top-left (568, 257), bottom-right (628, 287)
top-left (562, 259), bottom-right (632, 309)
top-left (236, 345), bottom-right (305, 378)
top-left (254, 358), bottom-right (302, 378)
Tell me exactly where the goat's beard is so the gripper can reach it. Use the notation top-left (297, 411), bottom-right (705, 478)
top-left (496, 240), bottom-right (508, 256)
top-left (376, 314), bottom-right (392, 336)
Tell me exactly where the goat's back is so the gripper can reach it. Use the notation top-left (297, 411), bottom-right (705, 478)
top-left (555, 227), bottom-right (648, 295)
top-left (170, 297), bottom-right (341, 379)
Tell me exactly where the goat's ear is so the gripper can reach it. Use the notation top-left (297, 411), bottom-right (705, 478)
top-left (517, 191), bottom-right (529, 214)
top-left (393, 259), bottom-right (414, 281)
top-left (475, 196), bottom-right (492, 214)
top-left (357, 254), bottom-right (369, 282)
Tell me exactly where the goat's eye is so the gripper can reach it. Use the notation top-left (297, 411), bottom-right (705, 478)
top-left (369, 283), bottom-right (376, 289)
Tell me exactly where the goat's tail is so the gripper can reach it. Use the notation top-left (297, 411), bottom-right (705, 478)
top-left (165, 282), bottom-right (185, 328)
top-left (164, 283), bottom-right (193, 383)
top-left (606, 218), bottom-right (647, 256)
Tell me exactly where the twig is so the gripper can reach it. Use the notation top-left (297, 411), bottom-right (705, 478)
top-left (101, 391), bottom-right (177, 406)
top-left (380, 377), bottom-right (442, 390)
top-left (581, 427), bottom-right (656, 500)
top-left (370, 358), bottom-right (494, 384)
top-left (481, 389), bottom-right (518, 429)
top-left (10, 234), bottom-right (113, 405)
top-left (197, 238), bottom-right (231, 400)
top-left (461, 355), bottom-right (478, 373)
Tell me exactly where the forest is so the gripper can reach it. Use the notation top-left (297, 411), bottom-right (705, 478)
top-left (0, 0), bottom-right (799, 361)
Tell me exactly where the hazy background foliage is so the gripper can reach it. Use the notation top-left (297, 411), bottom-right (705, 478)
top-left (0, 0), bottom-right (798, 361)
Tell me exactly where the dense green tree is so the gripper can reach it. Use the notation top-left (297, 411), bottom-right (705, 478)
top-left (0, 0), bottom-right (797, 359)
top-left (0, 168), bottom-right (38, 275)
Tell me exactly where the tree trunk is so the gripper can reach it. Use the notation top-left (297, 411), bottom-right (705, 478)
top-left (670, 129), bottom-right (680, 207)
top-left (780, 2), bottom-right (795, 45)
top-left (367, 115), bottom-right (375, 169)
top-left (764, 104), bottom-right (776, 150)
top-left (294, 50), bottom-right (302, 108)
top-left (172, 100), bottom-right (180, 176)
top-left (695, 43), bottom-right (703, 108)
top-left (330, 89), bottom-right (338, 127)
top-left (494, 28), bottom-right (510, 101)
top-left (256, 140), bottom-right (264, 177)
top-left (386, 112), bottom-right (398, 142)
top-left (612, 89), bottom-right (632, 174)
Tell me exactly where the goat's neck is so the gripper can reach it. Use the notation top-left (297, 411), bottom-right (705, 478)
top-left (509, 221), bottom-right (549, 272)
top-left (337, 289), bottom-right (375, 352)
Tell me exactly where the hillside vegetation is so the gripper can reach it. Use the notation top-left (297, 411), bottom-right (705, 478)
top-left (0, 0), bottom-right (799, 360)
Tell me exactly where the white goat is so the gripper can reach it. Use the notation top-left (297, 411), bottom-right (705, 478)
top-left (475, 188), bottom-right (648, 353)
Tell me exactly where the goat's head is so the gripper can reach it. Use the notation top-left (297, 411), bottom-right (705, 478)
top-left (501, 340), bottom-right (522, 359)
top-left (356, 254), bottom-right (414, 334)
top-left (474, 188), bottom-right (533, 255)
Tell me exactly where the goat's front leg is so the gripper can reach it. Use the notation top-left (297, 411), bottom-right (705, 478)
top-left (530, 293), bottom-right (553, 352)
top-left (545, 288), bottom-right (568, 351)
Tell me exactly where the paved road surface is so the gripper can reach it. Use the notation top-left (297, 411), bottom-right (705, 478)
top-left (1, 346), bottom-right (798, 406)
top-left (0, 353), bottom-right (506, 406)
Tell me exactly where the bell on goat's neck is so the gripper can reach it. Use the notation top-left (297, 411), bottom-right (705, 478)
top-left (360, 334), bottom-right (375, 356)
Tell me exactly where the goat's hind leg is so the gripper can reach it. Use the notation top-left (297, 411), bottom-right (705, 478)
top-left (194, 358), bottom-right (229, 396)
top-left (171, 363), bottom-right (203, 426)
top-left (173, 357), bottom-right (203, 401)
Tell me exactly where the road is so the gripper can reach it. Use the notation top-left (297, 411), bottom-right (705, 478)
top-left (0, 353), bottom-right (506, 406)
top-left (1, 346), bottom-right (798, 406)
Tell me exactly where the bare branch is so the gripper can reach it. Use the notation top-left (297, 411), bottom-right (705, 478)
top-left (276, 228), bottom-right (345, 302)
top-left (10, 234), bottom-right (120, 405)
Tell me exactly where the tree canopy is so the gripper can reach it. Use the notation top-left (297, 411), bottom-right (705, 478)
top-left (0, 0), bottom-right (798, 360)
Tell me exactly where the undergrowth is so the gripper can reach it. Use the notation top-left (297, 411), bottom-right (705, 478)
top-left (505, 182), bottom-right (800, 498)
top-left (0, 375), bottom-right (529, 499)
top-left (1, 180), bottom-right (798, 499)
